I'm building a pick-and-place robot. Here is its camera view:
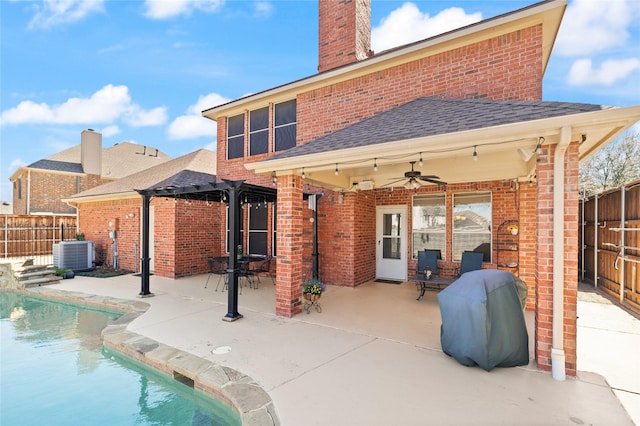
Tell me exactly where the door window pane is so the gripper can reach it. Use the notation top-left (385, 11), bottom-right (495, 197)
top-left (412, 194), bottom-right (446, 259)
top-left (382, 213), bottom-right (401, 259)
top-left (452, 192), bottom-right (492, 262)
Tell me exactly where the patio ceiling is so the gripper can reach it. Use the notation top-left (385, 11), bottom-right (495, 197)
top-left (247, 101), bottom-right (640, 191)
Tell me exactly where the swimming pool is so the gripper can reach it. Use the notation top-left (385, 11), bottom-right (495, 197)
top-left (0, 292), bottom-right (240, 426)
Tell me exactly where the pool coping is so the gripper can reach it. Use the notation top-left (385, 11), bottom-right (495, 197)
top-left (4, 287), bottom-right (280, 426)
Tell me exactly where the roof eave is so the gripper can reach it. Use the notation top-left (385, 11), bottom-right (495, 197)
top-left (246, 105), bottom-right (640, 177)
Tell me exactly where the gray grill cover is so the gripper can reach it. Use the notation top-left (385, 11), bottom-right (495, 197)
top-left (438, 269), bottom-right (529, 371)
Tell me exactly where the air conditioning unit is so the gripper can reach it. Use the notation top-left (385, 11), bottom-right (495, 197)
top-left (53, 241), bottom-right (95, 271)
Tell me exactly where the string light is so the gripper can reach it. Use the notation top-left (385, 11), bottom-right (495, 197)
top-left (473, 146), bottom-right (478, 161)
top-left (419, 153), bottom-right (423, 167)
top-left (334, 163), bottom-right (339, 176)
top-left (373, 158), bottom-right (378, 172)
top-left (271, 171), bottom-right (277, 186)
top-left (301, 168), bottom-right (306, 179)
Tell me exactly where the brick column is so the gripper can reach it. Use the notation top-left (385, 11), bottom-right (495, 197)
top-left (535, 141), bottom-right (580, 376)
top-left (275, 174), bottom-right (304, 317)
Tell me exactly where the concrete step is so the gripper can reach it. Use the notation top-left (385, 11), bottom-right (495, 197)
top-left (17, 269), bottom-right (58, 280)
top-left (22, 275), bottom-right (63, 287)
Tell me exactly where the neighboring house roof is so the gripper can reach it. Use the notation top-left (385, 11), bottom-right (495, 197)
top-left (267, 98), bottom-right (607, 160)
top-left (64, 149), bottom-right (217, 202)
top-left (31, 141), bottom-right (172, 178)
top-left (25, 159), bottom-right (84, 174)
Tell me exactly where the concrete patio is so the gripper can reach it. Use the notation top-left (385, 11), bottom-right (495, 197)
top-left (36, 272), bottom-right (639, 425)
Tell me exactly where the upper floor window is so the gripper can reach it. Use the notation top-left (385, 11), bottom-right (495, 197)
top-left (249, 107), bottom-right (269, 156)
top-left (412, 194), bottom-right (446, 259)
top-left (227, 114), bottom-right (245, 159)
top-left (274, 100), bottom-right (296, 152)
top-left (452, 192), bottom-right (492, 262)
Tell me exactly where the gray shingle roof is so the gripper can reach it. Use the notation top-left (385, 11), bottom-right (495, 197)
top-left (27, 159), bottom-right (84, 173)
top-left (267, 97), bottom-right (607, 160)
top-left (68, 149), bottom-right (216, 200)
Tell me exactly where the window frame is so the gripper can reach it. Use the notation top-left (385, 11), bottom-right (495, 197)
top-left (411, 193), bottom-right (447, 260)
top-left (226, 114), bottom-right (245, 160)
top-left (274, 99), bottom-right (296, 152)
top-left (249, 106), bottom-right (269, 156)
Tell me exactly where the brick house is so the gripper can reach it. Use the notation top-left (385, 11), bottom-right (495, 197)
top-left (197, 0), bottom-right (640, 379)
top-left (64, 149), bottom-right (219, 277)
top-left (10, 129), bottom-right (171, 214)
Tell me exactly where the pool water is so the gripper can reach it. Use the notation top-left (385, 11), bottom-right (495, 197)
top-left (0, 292), bottom-right (240, 426)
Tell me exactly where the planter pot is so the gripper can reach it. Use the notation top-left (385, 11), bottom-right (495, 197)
top-left (64, 271), bottom-right (75, 279)
top-left (303, 293), bottom-right (321, 303)
top-left (303, 292), bottom-right (322, 313)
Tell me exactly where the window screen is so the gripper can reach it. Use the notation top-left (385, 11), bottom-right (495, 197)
top-left (227, 114), bottom-right (245, 159)
top-left (274, 100), bottom-right (296, 151)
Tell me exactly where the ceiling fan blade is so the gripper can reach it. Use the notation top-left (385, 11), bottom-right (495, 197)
top-left (380, 179), bottom-right (407, 187)
top-left (421, 178), bottom-right (448, 185)
top-left (418, 175), bottom-right (440, 180)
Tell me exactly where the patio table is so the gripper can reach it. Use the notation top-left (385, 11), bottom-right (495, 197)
top-left (411, 273), bottom-right (453, 300)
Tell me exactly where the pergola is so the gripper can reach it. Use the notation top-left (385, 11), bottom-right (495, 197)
top-left (136, 178), bottom-right (277, 321)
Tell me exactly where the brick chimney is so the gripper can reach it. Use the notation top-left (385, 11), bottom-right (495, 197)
top-left (318, 0), bottom-right (371, 73)
top-left (81, 129), bottom-right (102, 176)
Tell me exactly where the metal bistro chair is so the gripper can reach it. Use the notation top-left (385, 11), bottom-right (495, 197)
top-left (205, 258), bottom-right (228, 291)
top-left (253, 255), bottom-right (274, 286)
top-left (416, 250), bottom-right (440, 289)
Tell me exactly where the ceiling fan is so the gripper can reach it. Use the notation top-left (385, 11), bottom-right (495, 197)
top-left (384, 161), bottom-right (447, 189)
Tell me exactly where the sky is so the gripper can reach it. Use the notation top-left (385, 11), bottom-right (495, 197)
top-left (1, 0), bottom-right (639, 202)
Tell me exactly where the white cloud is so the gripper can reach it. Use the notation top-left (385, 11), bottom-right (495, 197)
top-left (101, 125), bottom-right (120, 137)
top-left (25, 0), bottom-right (105, 30)
top-left (372, 3), bottom-right (482, 52)
top-left (568, 58), bottom-right (640, 86)
top-left (254, 1), bottom-right (273, 18)
top-left (168, 93), bottom-right (229, 140)
top-left (9, 158), bottom-right (27, 173)
top-left (555, 0), bottom-right (639, 56)
top-left (143, 0), bottom-right (224, 19)
top-left (0, 84), bottom-right (168, 127)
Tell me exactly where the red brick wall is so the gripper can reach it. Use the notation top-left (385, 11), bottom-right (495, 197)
top-left (14, 170), bottom-right (109, 214)
top-left (215, 25), bottom-right (543, 185)
top-left (519, 181), bottom-right (538, 310)
top-left (300, 26), bottom-right (543, 144)
top-left (535, 142), bottom-right (580, 376)
top-left (275, 175), bottom-right (304, 317)
top-left (318, 0), bottom-right (371, 73)
top-left (77, 197), bottom-right (223, 279)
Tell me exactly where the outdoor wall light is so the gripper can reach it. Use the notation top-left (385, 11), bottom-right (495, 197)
top-left (126, 213), bottom-right (135, 219)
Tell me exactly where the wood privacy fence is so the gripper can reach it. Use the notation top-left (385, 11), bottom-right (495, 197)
top-left (580, 179), bottom-right (640, 313)
top-left (1, 215), bottom-right (78, 264)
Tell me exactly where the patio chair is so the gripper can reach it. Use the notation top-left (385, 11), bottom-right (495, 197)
top-left (456, 251), bottom-right (484, 277)
top-left (205, 258), bottom-right (228, 291)
top-left (253, 255), bottom-right (274, 285)
top-left (418, 250), bottom-right (440, 276)
top-left (238, 260), bottom-right (254, 290)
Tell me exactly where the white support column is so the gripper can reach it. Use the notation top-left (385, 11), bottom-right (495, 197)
top-left (552, 125), bottom-right (571, 381)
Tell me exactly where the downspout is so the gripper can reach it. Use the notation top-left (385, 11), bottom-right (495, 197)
top-left (552, 126), bottom-right (571, 381)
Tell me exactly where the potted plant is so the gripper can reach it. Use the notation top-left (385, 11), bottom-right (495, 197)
top-left (508, 224), bottom-right (519, 235)
top-left (302, 277), bottom-right (325, 314)
top-left (55, 267), bottom-right (74, 279)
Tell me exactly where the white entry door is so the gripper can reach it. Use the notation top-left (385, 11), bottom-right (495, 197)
top-left (376, 206), bottom-right (407, 281)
